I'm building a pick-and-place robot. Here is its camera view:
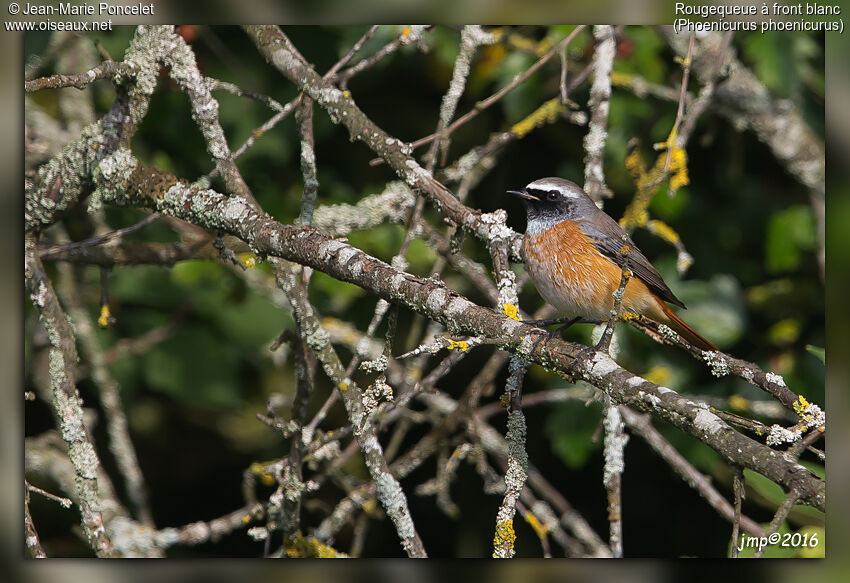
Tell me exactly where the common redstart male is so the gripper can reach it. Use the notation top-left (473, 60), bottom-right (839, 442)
top-left (509, 177), bottom-right (716, 351)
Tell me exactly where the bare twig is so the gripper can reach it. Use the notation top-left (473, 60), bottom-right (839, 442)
top-left (26, 480), bottom-right (73, 508)
top-left (38, 213), bottom-right (161, 258)
top-left (752, 491), bottom-right (800, 558)
top-left (26, 60), bottom-right (135, 92)
top-left (730, 466), bottom-right (745, 558)
top-left (25, 486), bottom-right (48, 558)
top-left (407, 26), bottom-right (587, 155)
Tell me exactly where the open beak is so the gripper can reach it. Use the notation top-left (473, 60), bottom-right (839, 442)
top-left (507, 189), bottom-right (539, 201)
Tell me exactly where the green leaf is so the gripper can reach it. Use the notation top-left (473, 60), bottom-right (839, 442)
top-left (143, 327), bottom-right (243, 409)
top-left (742, 468), bottom-right (824, 525)
top-left (765, 205), bottom-right (816, 274)
top-left (805, 344), bottom-right (825, 364)
top-left (545, 400), bottom-right (603, 469)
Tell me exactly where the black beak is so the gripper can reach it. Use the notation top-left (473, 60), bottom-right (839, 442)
top-left (507, 189), bottom-right (539, 201)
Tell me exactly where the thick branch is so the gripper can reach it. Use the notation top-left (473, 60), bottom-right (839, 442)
top-left (96, 157), bottom-right (824, 512)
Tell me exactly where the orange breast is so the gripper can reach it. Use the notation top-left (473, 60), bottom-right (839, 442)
top-left (522, 220), bottom-right (665, 321)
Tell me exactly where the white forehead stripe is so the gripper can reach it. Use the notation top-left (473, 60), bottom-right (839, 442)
top-left (526, 178), bottom-right (582, 199)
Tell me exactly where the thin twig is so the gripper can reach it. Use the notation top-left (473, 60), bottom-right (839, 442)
top-left (38, 213), bottom-right (161, 258)
top-left (25, 486), bottom-right (48, 558)
top-left (730, 466), bottom-right (745, 558)
top-left (752, 491), bottom-right (800, 558)
top-left (647, 32), bottom-right (695, 189)
top-left (26, 60), bottom-right (135, 92)
top-left (326, 25), bottom-right (380, 79)
top-left (405, 26), bottom-right (587, 155)
top-left (26, 480), bottom-right (73, 508)
top-left (337, 26), bottom-right (430, 89)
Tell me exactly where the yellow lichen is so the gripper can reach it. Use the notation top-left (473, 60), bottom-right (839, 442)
top-left (621, 311), bottom-right (641, 322)
top-left (668, 147), bottom-right (690, 191)
top-left (643, 365), bottom-right (671, 386)
top-left (610, 70), bottom-right (633, 88)
top-left (502, 303), bottom-right (520, 321)
top-left (624, 147), bottom-right (645, 178)
top-left (237, 252), bottom-right (257, 268)
top-left (447, 339), bottom-right (470, 352)
top-left (249, 461), bottom-right (276, 486)
top-left (793, 395), bottom-right (810, 415)
top-left (647, 219), bottom-right (681, 245)
top-left (510, 98), bottom-right (566, 138)
top-left (523, 510), bottom-right (549, 540)
top-left (476, 44), bottom-right (507, 78)
top-left (488, 27), bottom-right (506, 42)
top-left (338, 381), bottom-right (348, 392)
top-left (621, 136), bottom-right (690, 233)
top-left (533, 36), bottom-right (553, 57)
top-left (492, 519), bottom-right (516, 557)
top-left (97, 304), bottom-right (112, 328)
top-left (285, 535), bottom-right (340, 558)
top-left (507, 33), bottom-right (540, 54)
top-left (727, 394), bottom-right (750, 412)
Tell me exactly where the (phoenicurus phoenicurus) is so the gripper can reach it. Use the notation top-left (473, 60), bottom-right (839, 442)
top-left (509, 177), bottom-right (717, 352)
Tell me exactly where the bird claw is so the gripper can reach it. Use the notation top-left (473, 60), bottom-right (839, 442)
top-left (528, 326), bottom-right (564, 354)
top-left (525, 317), bottom-right (603, 356)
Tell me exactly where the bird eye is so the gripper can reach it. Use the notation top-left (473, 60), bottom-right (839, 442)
top-left (546, 190), bottom-right (560, 201)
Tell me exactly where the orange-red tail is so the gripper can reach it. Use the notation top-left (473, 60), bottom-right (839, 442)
top-left (658, 303), bottom-right (717, 351)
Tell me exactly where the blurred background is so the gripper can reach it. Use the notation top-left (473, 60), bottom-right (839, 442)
top-left (21, 24), bottom-right (827, 561)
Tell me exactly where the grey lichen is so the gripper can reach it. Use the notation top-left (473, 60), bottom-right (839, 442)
top-left (766, 424), bottom-right (800, 446)
top-left (305, 326), bottom-right (331, 353)
top-left (703, 351), bottom-right (730, 378)
top-left (92, 148), bottom-right (137, 209)
top-left (693, 409), bottom-right (724, 436)
top-left (602, 406), bottom-right (628, 488)
top-left (374, 472), bottom-right (416, 539)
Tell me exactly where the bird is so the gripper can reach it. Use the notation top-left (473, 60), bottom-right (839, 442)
top-left (509, 177), bottom-right (716, 351)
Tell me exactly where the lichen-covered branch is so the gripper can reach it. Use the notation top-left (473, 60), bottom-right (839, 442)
top-left (583, 25), bottom-right (615, 201)
top-left (273, 260), bottom-right (427, 557)
top-left (492, 357), bottom-right (529, 558)
top-left (24, 237), bottom-right (115, 557)
top-left (602, 403), bottom-right (627, 557)
top-left (87, 153), bottom-right (824, 512)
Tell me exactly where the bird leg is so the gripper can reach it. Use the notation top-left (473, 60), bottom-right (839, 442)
top-left (570, 242), bottom-right (633, 373)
